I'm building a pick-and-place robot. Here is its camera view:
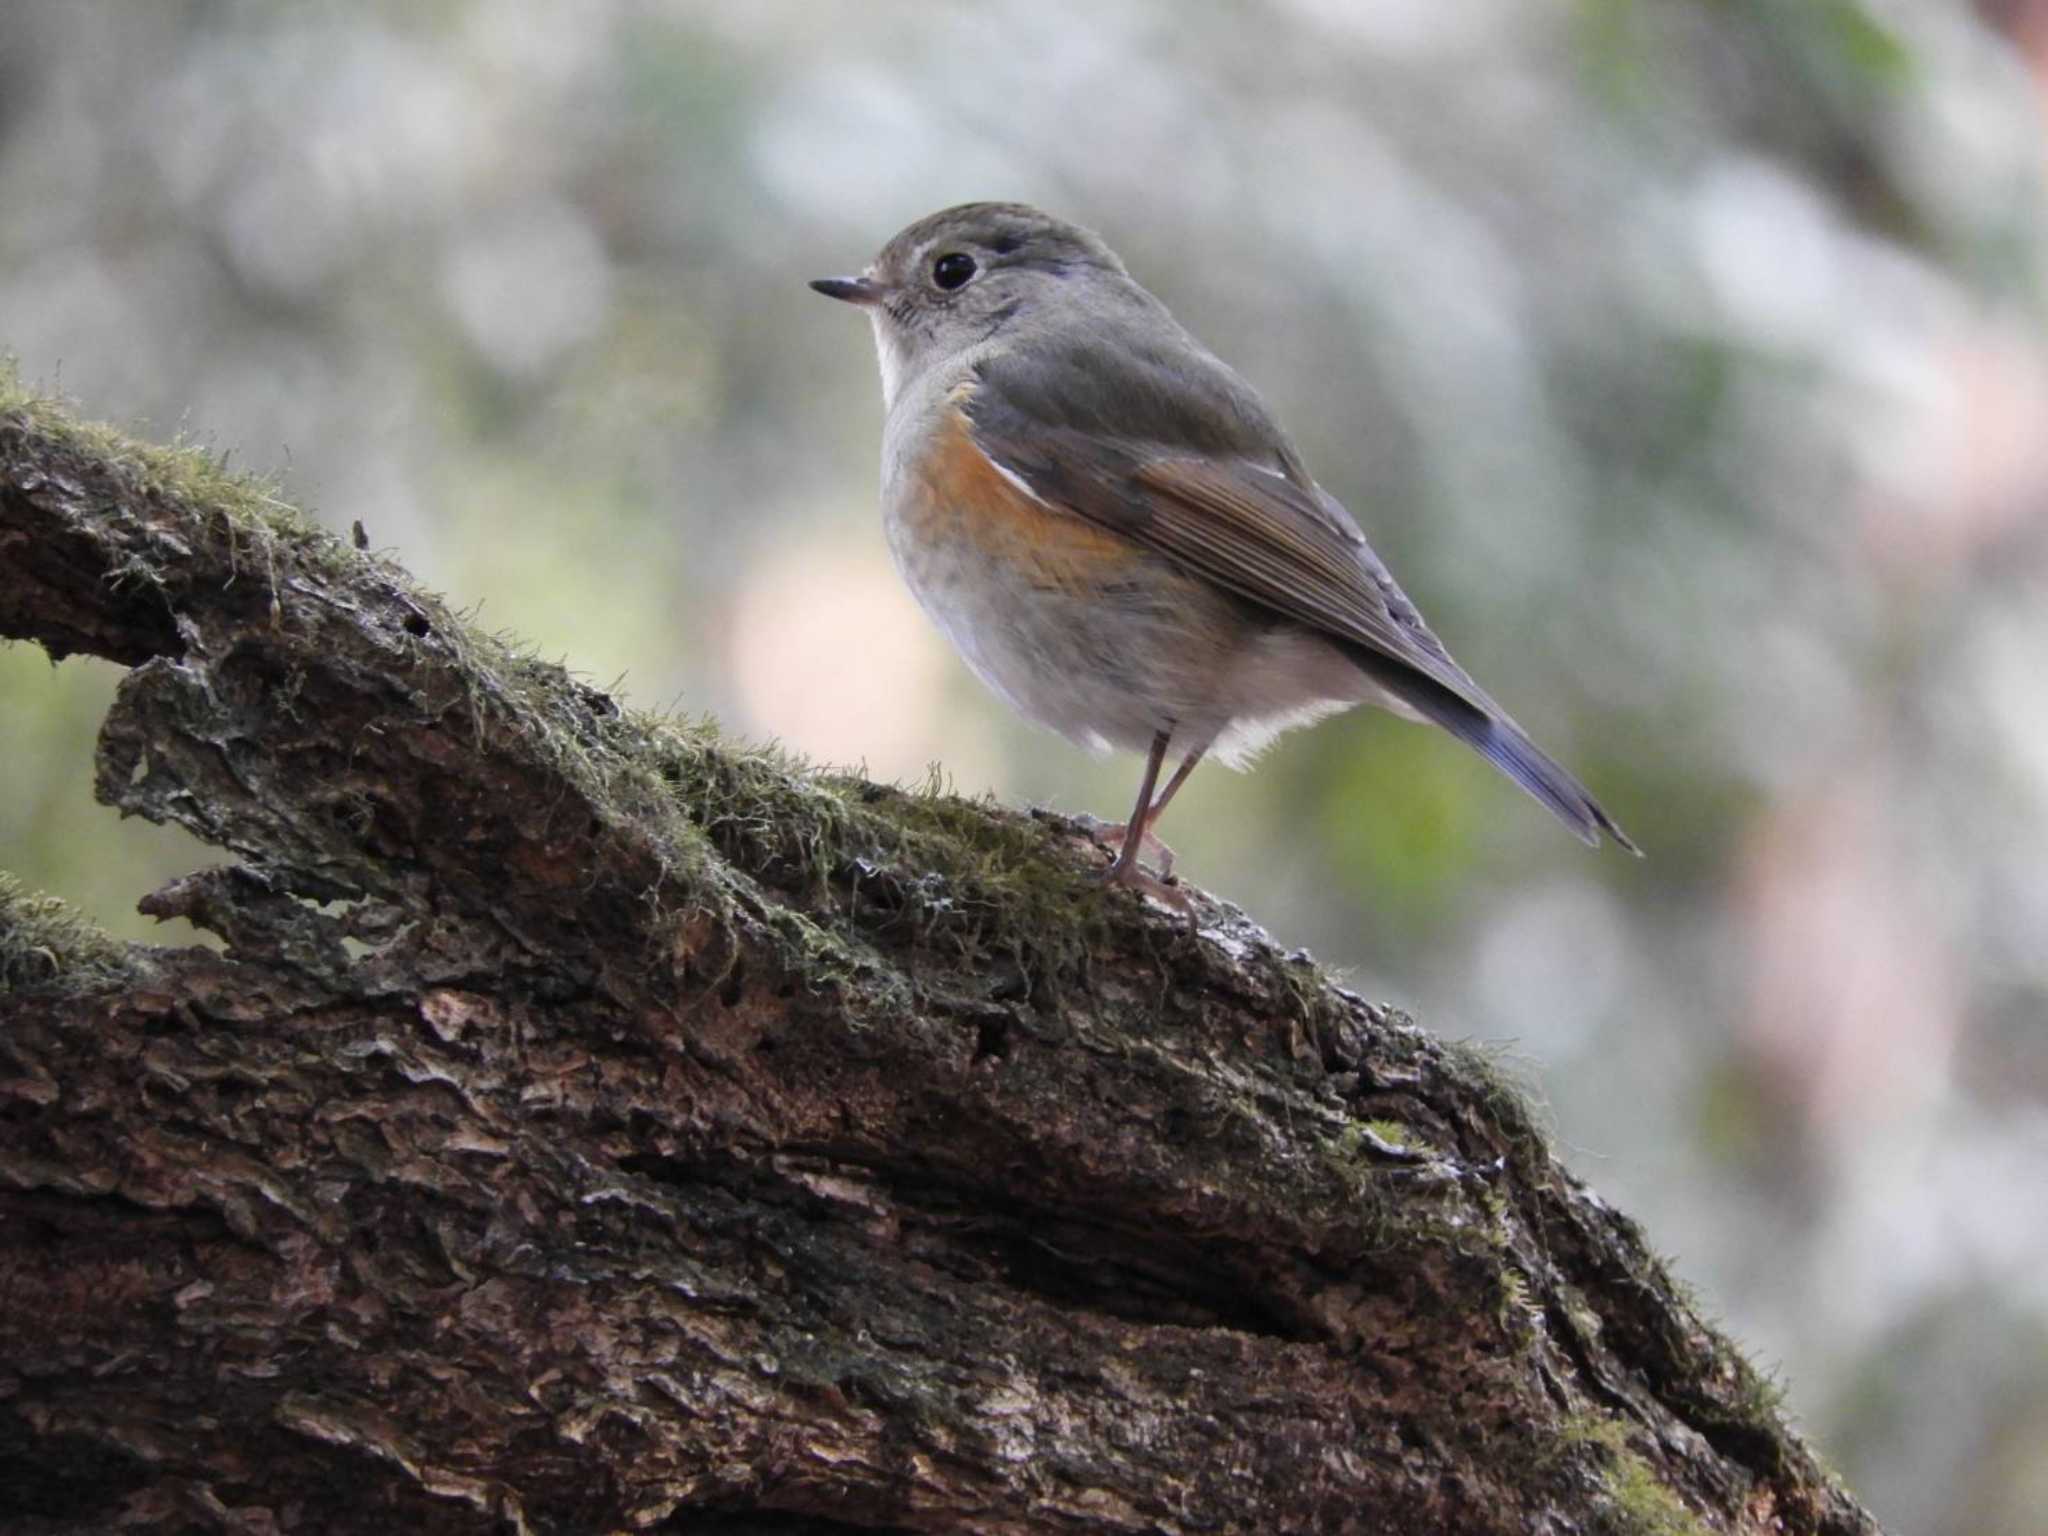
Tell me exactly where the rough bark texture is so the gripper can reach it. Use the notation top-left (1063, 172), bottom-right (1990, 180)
top-left (0, 383), bottom-right (1880, 1536)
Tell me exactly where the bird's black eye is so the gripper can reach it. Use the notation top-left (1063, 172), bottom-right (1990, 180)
top-left (932, 252), bottom-right (977, 290)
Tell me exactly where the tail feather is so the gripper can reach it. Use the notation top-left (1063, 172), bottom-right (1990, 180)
top-left (1346, 646), bottom-right (1639, 855)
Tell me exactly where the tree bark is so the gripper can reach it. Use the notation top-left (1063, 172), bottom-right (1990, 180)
top-left (0, 384), bottom-right (1880, 1535)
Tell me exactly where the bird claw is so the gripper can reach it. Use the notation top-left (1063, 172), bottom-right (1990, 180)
top-left (1097, 851), bottom-right (1197, 929)
top-left (1073, 814), bottom-right (1177, 881)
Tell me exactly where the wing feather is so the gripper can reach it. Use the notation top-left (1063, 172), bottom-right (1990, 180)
top-left (960, 342), bottom-right (1499, 714)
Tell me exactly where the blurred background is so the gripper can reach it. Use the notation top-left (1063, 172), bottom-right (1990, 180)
top-left (3, 1), bottom-right (2045, 1526)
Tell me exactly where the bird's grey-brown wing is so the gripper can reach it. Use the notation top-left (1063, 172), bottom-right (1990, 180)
top-left (963, 334), bottom-right (1636, 850)
top-left (961, 333), bottom-right (1504, 706)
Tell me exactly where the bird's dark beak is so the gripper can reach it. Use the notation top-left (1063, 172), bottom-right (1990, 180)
top-left (809, 275), bottom-right (883, 306)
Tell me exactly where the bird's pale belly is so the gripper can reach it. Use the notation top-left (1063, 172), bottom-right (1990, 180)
top-left (885, 408), bottom-right (1372, 765)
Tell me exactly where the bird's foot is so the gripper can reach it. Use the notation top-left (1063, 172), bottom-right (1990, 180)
top-left (1072, 814), bottom-right (1177, 880)
top-left (1097, 848), bottom-right (1197, 927)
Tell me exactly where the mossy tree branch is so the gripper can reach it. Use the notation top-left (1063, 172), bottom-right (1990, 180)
top-left (0, 376), bottom-right (1878, 1535)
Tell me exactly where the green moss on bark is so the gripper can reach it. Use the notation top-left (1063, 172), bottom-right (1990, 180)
top-left (0, 873), bottom-right (138, 994)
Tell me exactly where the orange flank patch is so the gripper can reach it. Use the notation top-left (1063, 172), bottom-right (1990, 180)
top-left (908, 403), bottom-right (1141, 593)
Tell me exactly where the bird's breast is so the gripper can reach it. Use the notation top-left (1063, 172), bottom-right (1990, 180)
top-left (886, 395), bottom-right (1139, 593)
top-left (879, 393), bottom-right (1222, 752)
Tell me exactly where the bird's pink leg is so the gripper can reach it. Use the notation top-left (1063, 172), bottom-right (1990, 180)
top-left (1093, 744), bottom-right (1204, 877)
top-left (1101, 731), bottom-right (1170, 886)
top-left (1094, 736), bottom-right (1206, 903)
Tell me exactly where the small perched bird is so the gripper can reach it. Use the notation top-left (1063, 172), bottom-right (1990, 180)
top-left (812, 202), bottom-right (1634, 898)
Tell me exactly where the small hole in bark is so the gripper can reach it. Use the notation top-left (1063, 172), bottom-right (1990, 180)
top-left (988, 967), bottom-right (1029, 1003)
top-left (403, 612), bottom-right (431, 637)
top-left (973, 1015), bottom-right (1008, 1063)
top-left (619, 1152), bottom-right (710, 1189)
top-left (718, 960), bottom-right (746, 1008)
top-left (836, 1373), bottom-right (889, 1412)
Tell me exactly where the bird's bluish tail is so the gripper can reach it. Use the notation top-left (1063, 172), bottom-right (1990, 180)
top-left (1346, 646), bottom-right (1638, 854)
